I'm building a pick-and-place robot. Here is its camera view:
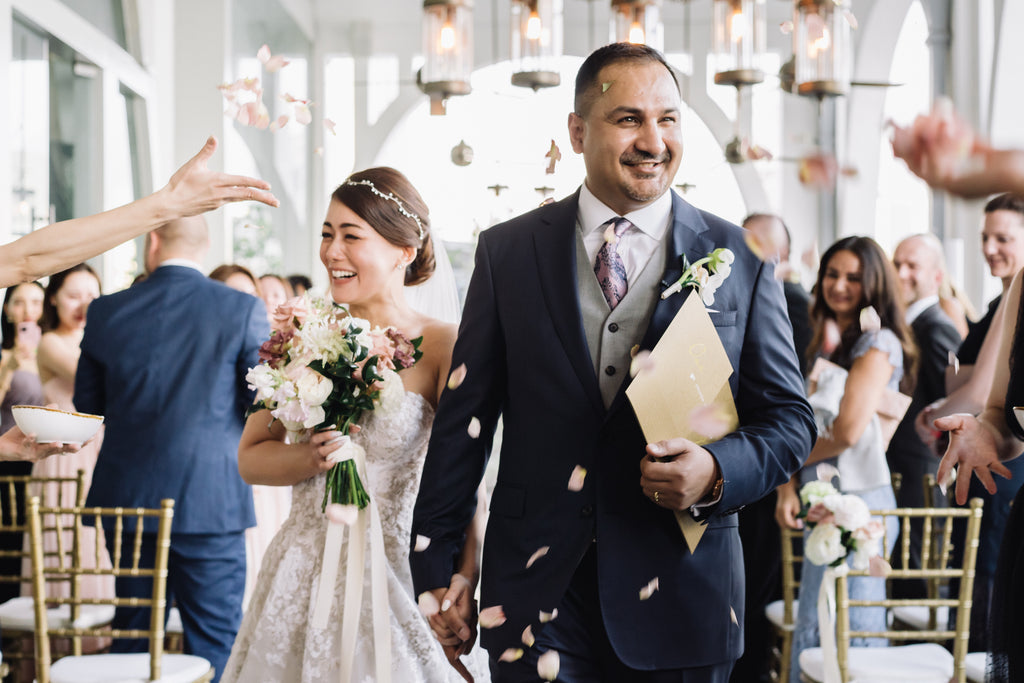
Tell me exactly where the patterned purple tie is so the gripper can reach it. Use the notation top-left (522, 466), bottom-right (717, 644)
top-left (594, 217), bottom-right (631, 310)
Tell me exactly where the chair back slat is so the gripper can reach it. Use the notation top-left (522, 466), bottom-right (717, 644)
top-left (830, 499), bottom-right (984, 683)
top-left (27, 496), bottom-right (176, 683)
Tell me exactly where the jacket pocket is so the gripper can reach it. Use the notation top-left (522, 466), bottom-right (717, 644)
top-left (709, 310), bottom-right (738, 327)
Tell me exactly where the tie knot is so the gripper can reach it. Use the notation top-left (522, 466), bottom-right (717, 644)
top-left (608, 217), bottom-right (631, 237)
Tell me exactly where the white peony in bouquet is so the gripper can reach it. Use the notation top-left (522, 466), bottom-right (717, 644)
top-left (246, 294), bottom-right (421, 511)
top-left (799, 464), bottom-right (890, 574)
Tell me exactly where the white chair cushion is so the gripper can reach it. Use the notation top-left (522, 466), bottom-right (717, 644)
top-left (0, 597), bottom-right (114, 631)
top-left (965, 651), bottom-right (987, 682)
top-left (166, 606), bottom-right (183, 634)
top-left (890, 605), bottom-right (950, 631)
top-left (765, 599), bottom-right (798, 630)
top-left (799, 642), bottom-right (954, 683)
top-left (50, 653), bottom-right (211, 683)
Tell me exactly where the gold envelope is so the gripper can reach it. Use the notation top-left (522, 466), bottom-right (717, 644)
top-left (626, 291), bottom-right (739, 552)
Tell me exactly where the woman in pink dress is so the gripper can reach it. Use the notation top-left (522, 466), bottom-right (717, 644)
top-left (31, 265), bottom-right (114, 607)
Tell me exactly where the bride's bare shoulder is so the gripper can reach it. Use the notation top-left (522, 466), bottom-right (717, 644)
top-left (416, 317), bottom-right (458, 358)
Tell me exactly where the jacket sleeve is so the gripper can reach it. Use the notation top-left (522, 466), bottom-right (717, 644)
top-left (237, 296), bottom-right (269, 418)
top-left (409, 230), bottom-right (507, 595)
top-left (74, 309), bottom-right (105, 416)
top-left (707, 257), bottom-right (817, 515)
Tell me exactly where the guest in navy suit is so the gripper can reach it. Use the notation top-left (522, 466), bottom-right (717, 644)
top-left (75, 215), bottom-right (268, 681)
top-left (411, 43), bottom-right (815, 682)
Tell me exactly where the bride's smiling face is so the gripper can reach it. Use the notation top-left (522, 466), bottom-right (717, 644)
top-left (320, 199), bottom-right (415, 306)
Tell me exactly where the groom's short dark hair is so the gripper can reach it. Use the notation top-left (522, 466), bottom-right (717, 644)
top-left (574, 42), bottom-right (679, 117)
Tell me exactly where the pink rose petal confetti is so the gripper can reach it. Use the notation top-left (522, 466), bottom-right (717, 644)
top-left (521, 624), bottom-right (535, 647)
top-left (868, 555), bottom-right (892, 578)
top-left (326, 503), bottom-right (358, 526)
top-left (948, 350), bottom-right (959, 374)
top-left (537, 650), bottom-right (560, 681)
top-left (295, 102), bottom-right (313, 125)
top-left (938, 466), bottom-right (956, 496)
top-left (314, 147), bottom-right (324, 157)
top-left (639, 576), bottom-right (659, 600)
top-left (413, 534), bottom-right (431, 552)
top-left (730, 606), bottom-right (738, 626)
top-left (798, 153), bottom-right (839, 189)
top-left (417, 591), bottom-right (440, 617)
top-left (816, 462), bottom-right (840, 482)
top-left (526, 546), bottom-right (549, 569)
top-left (269, 114), bottom-right (289, 132)
top-left (842, 9), bottom-right (858, 30)
top-left (467, 417), bottom-right (481, 439)
top-left (859, 305), bottom-right (881, 333)
top-left (544, 140), bottom-right (562, 175)
top-left (539, 608), bottom-right (559, 623)
top-left (779, 19), bottom-right (794, 34)
top-left (447, 363), bottom-right (468, 390)
top-left (479, 605), bottom-right (507, 629)
top-left (567, 465), bottom-right (588, 492)
top-left (257, 44), bottom-right (290, 73)
top-left (324, 118), bottom-right (337, 136)
top-left (603, 222), bottom-right (620, 245)
top-left (499, 648), bottom-right (524, 662)
top-left (629, 350), bottom-right (654, 378)
top-left (822, 318), bottom-right (842, 355)
top-left (688, 405), bottom-right (731, 440)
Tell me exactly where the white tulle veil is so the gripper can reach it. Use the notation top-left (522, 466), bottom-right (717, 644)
top-left (404, 238), bottom-right (461, 324)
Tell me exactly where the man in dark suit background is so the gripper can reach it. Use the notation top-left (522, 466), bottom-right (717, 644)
top-left (411, 43), bottom-right (815, 683)
top-left (887, 233), bottom-right (962, 596)
top-left (75, 216), bottom-right (268, 681)
top-left (733, 212), bottom-right (812, 683)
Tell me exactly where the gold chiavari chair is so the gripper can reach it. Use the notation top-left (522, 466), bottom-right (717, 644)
top-left (27, 497), bottom-right (213, 683)
top-left (798, 499), bottom-right (983, 683)
top-left (766, 525), bottom-right (803, 682)
top-left (0, 470), bottom-right (101, 679)
top-left (891, 473), bottom-right (950, 632)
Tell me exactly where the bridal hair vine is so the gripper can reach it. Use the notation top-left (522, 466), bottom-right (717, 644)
top-left (344, 179), bottom-right (426, 241)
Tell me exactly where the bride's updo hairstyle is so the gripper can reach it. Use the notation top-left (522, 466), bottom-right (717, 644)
top-left (332, 167), bottom-right (435, 286)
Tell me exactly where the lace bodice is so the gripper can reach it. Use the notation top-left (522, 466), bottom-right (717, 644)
top-left (222, 391), bottom-right (489, 683)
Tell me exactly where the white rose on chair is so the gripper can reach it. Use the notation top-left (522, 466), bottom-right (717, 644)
top-left (823, 493), bottom-right (871, 531)
top-left (805, 523), bottom-right (845, 566)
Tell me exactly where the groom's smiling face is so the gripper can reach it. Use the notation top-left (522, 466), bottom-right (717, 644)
top-left (568, 59), bottom-right (683, 216)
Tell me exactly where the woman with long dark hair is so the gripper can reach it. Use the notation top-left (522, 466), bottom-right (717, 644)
top-left (776, 236), bottom-right (916, 681)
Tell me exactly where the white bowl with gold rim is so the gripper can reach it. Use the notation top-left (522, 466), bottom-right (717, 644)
top-left (11, 405), bottom-right (104, 444)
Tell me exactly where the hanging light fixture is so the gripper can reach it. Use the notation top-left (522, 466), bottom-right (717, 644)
top-left (712, 0), bottom-right (766, 87)
top-left (794, 0), bottom-right (852, 98)
top-left (419, 0), bottom-right (473, 115)
top-left (511, 0), bottom-right (562, 90)
top-left (610, 0), bottom-right (663, 51)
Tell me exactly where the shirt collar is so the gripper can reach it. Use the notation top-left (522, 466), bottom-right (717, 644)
top-left (905, 294), bottom-right (939, 324)
top-left (578, 183), bottom-right (672, 241)
top-left (155, 258), bottom-right (204, 274)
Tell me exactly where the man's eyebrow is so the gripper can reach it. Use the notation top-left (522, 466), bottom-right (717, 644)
top-left (605, 105), bottom-right (681, 117)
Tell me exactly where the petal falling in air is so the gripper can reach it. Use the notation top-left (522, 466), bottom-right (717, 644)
top-left (526, 546), bottom-right (550, 569)
top-left (467, 417), bottom-right (481, 439)
top-left (544, 140), bottom-right (562, 175)
top-left (324, 118), bottom-right (337, 136)
top-left (822, 318), bottom-right (842, 355)
top-left (639, 576), bottom-right (660, 600)
top-left (521, 625), bottom-right (535, 647)
top-left (688, 405), bottom-right (731, 440)
top-left (629, 350), bottom-right (654, 378)
top-left (816, 462), bottom-right (840, 483)
top-left (257, 44), bottom-right (291, 72)
top-left (417, 591), bottom-right (440, 618)
top-left (537, 650), bottom-right (561, 681)
top-left (539, 608), bottom-right (559, 623)
top-left (499, 648), bottom-right (524, 663)
top-left (413, 534), bottom-right (431, 552)
top-left (948, 351), bottom-right (959, 375)
top-left (859, 305), bottom-right (881, 333)
top-left (938, 466), bottom-right (956, 496)
top-left (868, 555), bottom-right (892, 578)
top-left (295, 103), bottom-right (313, 125)
top-left (447, 363), bottom-right (468, 390)
top-left (567, 465), bottom-right (588, 492)
top-left (479, 605), bottom-right (507, 629)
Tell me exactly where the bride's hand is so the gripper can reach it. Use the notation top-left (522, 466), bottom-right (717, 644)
top-left (307, 430), bottom-right (347, 475)
top-left (428, 574), bottom-right (478, 677)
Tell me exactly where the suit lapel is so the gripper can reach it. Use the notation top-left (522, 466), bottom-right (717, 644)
top-left (607, 192), bottom-right (715, 416)
top-left (532, 192), bottom-right (604, 416)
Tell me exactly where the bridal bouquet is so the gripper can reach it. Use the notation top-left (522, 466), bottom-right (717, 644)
top-left (245, 295), bottom-right (422, 511)
top-left (799, 465), bottom-right (889, 573)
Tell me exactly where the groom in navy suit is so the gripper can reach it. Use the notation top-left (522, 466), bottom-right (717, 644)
top-left (411, 43), bottom-right (815, 682)
top-left (75, 215), bottom-right (268, 681)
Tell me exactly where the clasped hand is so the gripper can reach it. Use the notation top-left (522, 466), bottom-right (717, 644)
top-left (426, 574), bottom-right (477, 682)
top-left (639, 437), bottom-right (718, 510)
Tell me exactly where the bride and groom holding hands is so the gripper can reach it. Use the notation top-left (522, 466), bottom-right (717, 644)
top-left (86, 41), bottom-right (815, 683)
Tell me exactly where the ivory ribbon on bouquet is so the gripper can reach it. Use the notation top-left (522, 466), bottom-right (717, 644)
top-left (310, 446), bottom-right (391, 683)
top-left (817, 564), bottom-right (848, 683)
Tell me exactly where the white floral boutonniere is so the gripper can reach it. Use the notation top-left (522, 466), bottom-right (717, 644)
top-left (660, 248), bottom-right (735, 306)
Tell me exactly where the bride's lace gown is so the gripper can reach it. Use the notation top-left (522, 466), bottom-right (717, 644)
top-left (222, 392), bottom-right (490, 682)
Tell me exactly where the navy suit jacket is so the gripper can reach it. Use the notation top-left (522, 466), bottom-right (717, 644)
top-left (410, 191), bottom-right (815, 669)
top-left (75, 265), bottom-right (268, 535)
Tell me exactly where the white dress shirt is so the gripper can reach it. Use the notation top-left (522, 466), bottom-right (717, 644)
top-left (578, 183), bottom-right (673, 286)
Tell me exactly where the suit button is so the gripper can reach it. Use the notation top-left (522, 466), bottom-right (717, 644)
top-left (581, 505), bottom-right (594, 517)
top-left (604, 365), bottom-right (616, 376)
top-left (608, 322), bottom-right (619, 333)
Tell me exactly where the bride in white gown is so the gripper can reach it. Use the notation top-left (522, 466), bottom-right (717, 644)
top-left (222, 167), bottom-right (489, 683)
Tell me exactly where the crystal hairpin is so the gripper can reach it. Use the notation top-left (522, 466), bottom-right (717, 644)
top-left (344, 179), bottom-right (426, 241)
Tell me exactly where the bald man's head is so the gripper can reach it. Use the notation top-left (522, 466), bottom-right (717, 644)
top-left (893, 233), bottom-right (945, 305)
top-left (145, 215), bottom-right (210, 272)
